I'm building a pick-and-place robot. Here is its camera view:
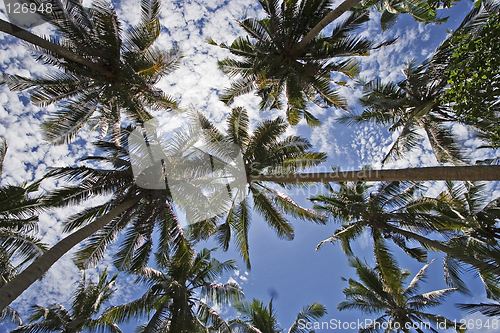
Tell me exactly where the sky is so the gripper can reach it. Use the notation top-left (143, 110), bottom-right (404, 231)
top-left (1, 0), bottom-right (500, 332)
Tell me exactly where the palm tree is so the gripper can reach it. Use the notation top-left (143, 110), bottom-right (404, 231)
top-left (312, 180), bottom-right (458, 259)
top-left (41, 108), bottom-right (327, 271)
top-left (209, 0), bottom-right (450, 127)
top-left (0, 138), bottom-right (48, 270)
top-left (433, 181), bottom-right (500, 298)
top-left (0, 126), bottom-right (188, 313)
top-left (340, 57), bottom-right (464, 165)
top-left (339, 239), bottom-right (462, 332)
top-left (435, 181), bottom-right (500, 247)
top-left (0, 137), bottom-right (49, 324)
top-left (338, 1), bottom-right (500, 165)
top-left (432, 181), bottom-right (500, 294)
top-left (191, 107), bottom-right (327, 268)
top-left (0, 253), bottom-right (21, 326)
top-left (228, 298), bottom-right (327, 333)
top-left (0, 19), bottom-right (109, 74)
top-left (2, 0), bottom-right (181, 144)
top-left (294, 0), bottom-right (447, 52)
top-left (42, 126), bottom-right (194, 272)
top-left (102, 246), bottom-right (242, 333)
top-left (209, 5), bottom-right (395, 126)
top-left (11, 269), bottom-right (121, 333)
top-left (310, 180), bottom-right (500, 294)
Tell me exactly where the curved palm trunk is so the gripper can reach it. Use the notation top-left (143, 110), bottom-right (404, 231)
top-left (384, 224), bottom-right (500, 275)
top-left (0, 19), bottom-right (112, 76)
top-left (251, 165), bottom-right (500, 183)
top-left (0, 197), bottom-right (141, 312)
top-left (293, 0), bottom-right (362, 52)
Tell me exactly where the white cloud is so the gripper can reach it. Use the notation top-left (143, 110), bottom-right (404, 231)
top-left (228, 276), bottom-right (239, 286)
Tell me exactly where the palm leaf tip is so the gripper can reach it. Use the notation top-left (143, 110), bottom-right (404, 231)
top-left (206, 37), bottom-right (218, 45)
top-left (456, 302), bottom-right (500, 316)
top-left (0, 137), bottom-right (7, 178)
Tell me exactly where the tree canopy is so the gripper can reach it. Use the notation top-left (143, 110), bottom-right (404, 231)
top-left (442, 12), bottom-right (500, 148)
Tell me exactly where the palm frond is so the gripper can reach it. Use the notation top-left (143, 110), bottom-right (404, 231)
top-left (456, 302), bottom-right (500, 317)
top-left (442, 255), bottom-right (470, 294)
top-left (288, 302), bottom-right (327, 333)
top-left (0, 138), bottom-right (7, 179)
top-left (251, 186), bottom-right (294, 240)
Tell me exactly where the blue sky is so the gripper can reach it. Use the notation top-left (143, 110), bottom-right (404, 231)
top-left (1, 0), bottom-right (500, 332)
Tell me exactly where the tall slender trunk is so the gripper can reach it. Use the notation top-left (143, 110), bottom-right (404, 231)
top-left (384, 224), bottom-right (500, 275)
top-left (293, 0), bottom-right (363, 53)
top-left (250, 165), bottom-right (500, 183)
top-left (0, 197), bottom-right (141, 312)
top-left (0, 19), bottom-right (112, 76)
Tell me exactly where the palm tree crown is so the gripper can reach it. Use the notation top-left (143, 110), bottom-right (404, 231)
top-left (103, 245), bottom-right (243, 333)
top-left (340, 57), bottom-right (464, 165)
top-left (312, 179), bottom-right (500, 298)
top-left (3, 0), bottom-right (181, 144)
top-left (12, 269), bottom-right (121, 333)
top-left (42, 126), bottom-right (193, 272)
top-left (432, 181), bottom-right (500, 298)
top-left (0, 138), bottom-right (48, 326)
top-left (311, 180), bottom-right (452, 261)
top-left (338, 2), bottom-right (500, 165)
top-left (209, 1), bottom-right (395, 126)
top-left (192, 107), bottom-right (327, 268)
top-left (228, 298), bottom-right (327, 333)
top-left (339, 241), bottom-right (463, 332)
top-left (435, 181), bottom-right (500, 247)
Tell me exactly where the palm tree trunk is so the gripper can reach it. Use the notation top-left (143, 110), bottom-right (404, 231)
top-left (250, 165), bottom-right (500, 183)
top-left (0, 196), bottom-right (141, 312)
top-left (0, 19), bottom-right (112, 76)
top-left (293, 0), bottom-right (362, 53)
top-left (384, 224), bottom-right (500, 275)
